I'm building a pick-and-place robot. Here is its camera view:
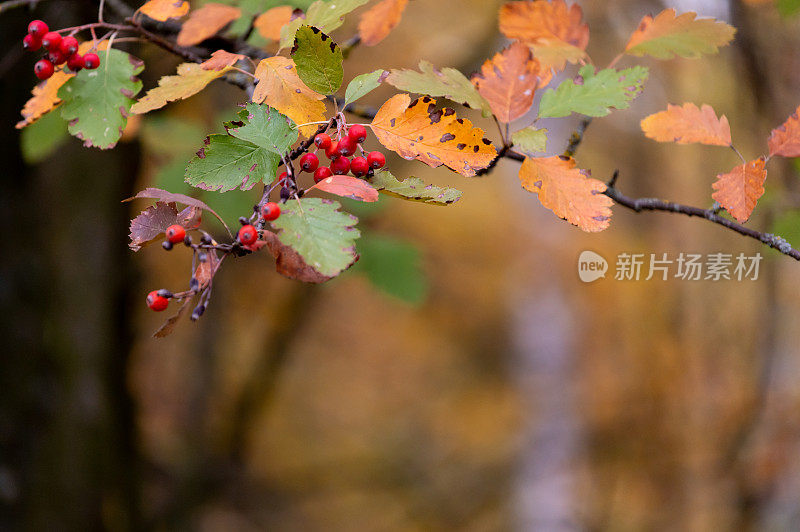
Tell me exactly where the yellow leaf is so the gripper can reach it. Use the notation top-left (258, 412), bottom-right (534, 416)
top-left (176, 3), bottom-right (241, 47)
top-left (254, 5), bottom-right (295, 41)
top-left (641, 103), bottom-right (731, 146)
top-left (370, 94), bottom-right (497, 177)
top-left (200, 49), bottom-right (245, 70)
top-left (519, 155), bottom-right (613, 232)
top-left (16, 41), bottom-right (108, 129)
top-left (358, 0), bottom-right (409, 46)
top-left (140, 0), bottom-right (189, 21)
top-left (252, 57), bottom-right (327, 137)
top-left (472, 42), bottom-right (551, 123)
top-left (712, 157), bottom-right (767, 223)
top-left (499, 0), bottom-right (589, 71)
top-left (131, 63), bottom-right (232, 114)
top-left (624, 8), bottom-right (736, 59)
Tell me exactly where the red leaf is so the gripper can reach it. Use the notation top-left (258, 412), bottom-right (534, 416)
top-left (309, 175), bottom-right (379, 202)
top-left (124, 187), bottom-right (229, 233)
top-left (768, 105), bottom-right (800, 158)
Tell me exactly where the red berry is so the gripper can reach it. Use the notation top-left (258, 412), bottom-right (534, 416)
top-left (313, 166), bottom-right (333, 183)
top-left (276, 170), bottom-right (288, 185)
top-left (146, 290), bottom-right (169, 312)
top-left (261, 202), bottom-right (281, 221)
top-left (82, 53), bottom-right (100, 70)
top-left (367, 151), bottom-right (386, 170)
top-left (66, 53), bottom-right (84, 71)
top-left (348, 124), bottom-right (368, 144)
top-left (325, 140), bottom-right (338, 159)
top-left (351, 156), bottom-right (369, 177)
top-left (41, 31), bottom-right (62, 52)
top-left (299, 152), bottom-right (319, 172)
top-left (59, 36), bottom-right (79, 56)
top-left (336, 136), bottom-right (356, 157)
top-left (330, 156), bottom-right (351, 175)
top-left (314, 133), bottom-right (332, 150)
top-left (23, 34), bottom-right (42, 51)
top-left (33, 59), bottom-right (54, 80)
top-left (47, 49), bottom-right (68, 66)
top-left (165, 224), bottom-right (186, 244)
top-left (27, 20), bottom-right (48, 37)
top-left (238, 224), bottom-right (258, 245)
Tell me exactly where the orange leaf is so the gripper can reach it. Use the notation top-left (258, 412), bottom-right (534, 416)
top-left (519, 155), bottom-right (613, 232)
top-left (471, 42), bottom-right (551, 123)
top-left (201, 49), bottom-right (245, 70)
top-left (641, 103), bottom-right (731, 146)
top-left (254, 5), bottom-right (294, 41)
top-left (310, 175), bottom-right (379, 202)
top-left (358, 0), bottom-right (409, 46)
top-left (16, 41), bottom-right (108, 129)
top-left (499, 0), bottom-right (589, 70)
top-left (176, 3), bottom-right (241, 47)
top-left (140, 0), bottom-right (189, 21)
top-left (252, 56), bottom-right (326, 137)
top-left (624, 9), bottom-right (735, 59)
top-left (371, 94), bottom-right (497, 177)
top-left (711, 157), bottom-right (767, 223)
top-left (768, 105), bottom-right (800, 158)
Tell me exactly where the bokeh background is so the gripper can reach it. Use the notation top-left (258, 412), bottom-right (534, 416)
top-left (3, 0), bottom-right (800, 530)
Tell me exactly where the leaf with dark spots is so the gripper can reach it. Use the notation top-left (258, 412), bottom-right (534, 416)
top-left (440, 133), bottom-right (456, 142)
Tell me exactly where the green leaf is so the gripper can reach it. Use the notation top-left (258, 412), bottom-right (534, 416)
top-left (20, 110), bottom-right (68, 164)
top-left (271, 197), bottom-right (360, 277)
top-left (344, 69), bottom-right (387, 107)
top-left (511, 126), bottom-right (548, 155)
top-left (370, 170), bottom-right (462, 205)
top-left (279, 0), bottom-right (368, 49)
top-left (779, 0), bottom-right (800, 17)
top-left (185, 135), bottom-right (279, 192)
top-left (386, 61), bottom-right (492, 117)
top-left (354, 234), bottom-right (427, 305)
top-left (291, 25), bottom-right (344, 95)
top-left (225, 103), bottom-right (298, 154)
top-left (185, 105), bottom-right (297, 192)
top-left (58, 49), bottom-right (143, 149)
top-left (624, 10), bottom-right (736, 59)
top-left (538, 65), bottom-right (649, 118)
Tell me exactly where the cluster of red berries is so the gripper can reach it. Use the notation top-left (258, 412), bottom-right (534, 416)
top-left (284, 124), bottom-right (386, 186)
top-left (24, 20), bottom-right (100, 80)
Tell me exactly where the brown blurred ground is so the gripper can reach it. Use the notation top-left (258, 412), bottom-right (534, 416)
top-left (3, 0), bottom-right (800, 531)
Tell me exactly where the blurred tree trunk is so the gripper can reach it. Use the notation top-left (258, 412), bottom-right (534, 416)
top-left (0, 2), bottom-right (142, 530)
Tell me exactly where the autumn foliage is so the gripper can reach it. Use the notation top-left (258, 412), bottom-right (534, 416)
top-left (13, 0), bottom-right (800, 334)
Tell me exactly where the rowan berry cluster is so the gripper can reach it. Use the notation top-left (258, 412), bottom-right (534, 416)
top-left (146, 121), bottom-right (386, 318)
top-left (24, 20), bottom-right (100, 80)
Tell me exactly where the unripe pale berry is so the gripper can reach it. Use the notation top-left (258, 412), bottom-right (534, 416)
top-left (41, 32), bottom-right (62, 52)
top-left (82, 53), bottom-right (100, 70)
top-left (336, 136), bottom-right (356, 157)
top-left (261, 202), bottom-right (281, 221)
top-left (325, 140), bottom-right (338, 159)
top-left (314, 133), bottom-right (332, 150)
top-left (28, 20), bottom-right (49, 37)
top-left (351, 156), bottom-right (369, 177)
top-left (23, 34), bottom-right (42, 51)
top-left (66, 53), bottom-right (83, 71)
top-left (34, 59), bottom-right (54, 80)
top-left (330, 156), bottom-right (351, 175)
top-left (165, 224), bottom-right (186, 244)
top-left (238, 224), bottom-right (258, 245)
top-left (299, 152), bottom-right (319, 172)
top-left (367, 151), bottom-right (386, 170)
top-left (313, 166), bottom-right (333, 183)
top-left (348, 124), bottom-right (368, 144)
top-left (147, 290), bottom-right (169, 311)
top-left (59, 36), bottom-right (79, 56)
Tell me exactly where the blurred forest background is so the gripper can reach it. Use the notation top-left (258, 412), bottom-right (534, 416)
top-left (3, 0), bottom-right (800, 530)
